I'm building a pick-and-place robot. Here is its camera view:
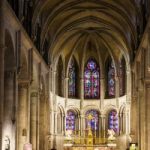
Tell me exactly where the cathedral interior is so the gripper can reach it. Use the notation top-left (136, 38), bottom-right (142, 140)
top-left (0, 0), bottom-right (150, 150)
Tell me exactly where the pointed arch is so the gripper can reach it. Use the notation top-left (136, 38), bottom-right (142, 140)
top-left (56, 56), bottom-right (64, 96)
top-left (106, 57), bottom-right (115, 97)
top-left (84, 58), bottom-right (100, 99)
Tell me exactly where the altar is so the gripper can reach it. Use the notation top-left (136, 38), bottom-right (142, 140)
top-left (64, 114), bottom-right (117, 150)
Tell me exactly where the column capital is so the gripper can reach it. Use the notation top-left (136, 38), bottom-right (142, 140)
top-left (18, 81), bottom-right (29, 89)
top-left (80, 115), bottom-right (84, 118)
top-left (31, 92), bottom-right (38, 97)
top-left (100, 114), bottom-right (106, 118)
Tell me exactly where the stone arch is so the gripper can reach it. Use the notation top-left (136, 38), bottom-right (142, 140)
top-left (82, 105), bottom-right (101, 115)
top-left (57, 105), bottom-right (65, 134)
top-left (119, 105), bottom-right (126, 134)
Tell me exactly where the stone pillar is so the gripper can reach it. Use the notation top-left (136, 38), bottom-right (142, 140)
top-left (63, 115), bottom-right (66, 135)
top-left (52, 71), bottom-right (56, 94)
top-left (61, 114), bottom-right (64, 135)
top-left (3, 70), bottom-right (15, 150)
top-left (119, 113), bottom-right (123, 135)
top-left (80, 115), bottom-right (84, 137)
top-left (64, 77), bottom-right (69, 100)
top-left (115, 76), bottom-right (119, 106)
top-left (78, 115), bottom-right (81, 135)
top-left (101, 115), bottom-right (106, 139)
top-left (30, 91), bottom-right (38, 150)
top-left (17, 82), bottom-right (29, 150)
top-left (99, 116), bottom-right (102, 138)
top-left (54, 111), bottom-right (57, 134)
top-left (0, 0), bottom-right (5, 148)
top-left (80, 78), bottom-right (84, 100)
top-left (145, 84), bottom-right (150, 150)
top-left (100, 78), bottom-right (105, 108)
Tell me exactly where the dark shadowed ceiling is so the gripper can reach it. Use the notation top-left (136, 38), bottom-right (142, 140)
top-left (32, 0), bottom-right (144, 69)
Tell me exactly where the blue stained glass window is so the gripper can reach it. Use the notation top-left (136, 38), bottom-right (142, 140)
top-left (85, 110), bottom-right (99, 131)
top-left (108, 61), bottom-right (115, 96)
top-left (84, 58), bottom-right (100, 99)
top-left (66, 110), bottom-right (76, 131)
top-left (108, 110), bottom-right (119, 133)
top-left (68, 58), bottom-right (76, 97)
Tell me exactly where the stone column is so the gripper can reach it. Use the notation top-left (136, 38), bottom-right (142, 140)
top-left (100, 78), bottom-right (105, 108)
top-left (119, 113), bottom-right (123, 135)
top-left (80, 115), bottom-right (84, 137)
top-left (63, 115), bottom-right (66, 135)
top-left (54, 111), bottom-right (57, 134)
top-left (17, 82), bottom-right (29, 150)
top-left (3, 70), bottom-right (15, 150)
top-left (101, 115), bottom-right (106, 139)
top-left (99, 116), bottom-right (102, 138)
top-left (80, 78), bottom-right (84, 100)
top-left (125, 109), bottom-right (130, 135)
top-left (0, 0), bottom-right (5, 148)
top-left (61, 114), bottom-right (64, 135)
top-left (78, 115), bottom-right (81, 135)
top-left (64, 77), bottom-right (69, 106)
top-left (115, 76), bottom-right (119, 106)
top-left (52, 71), bottom-right (56, 94)
top-left (30, 91), bottom-right (38, 150)
top-left (145, 84), bottom-right (150, 150)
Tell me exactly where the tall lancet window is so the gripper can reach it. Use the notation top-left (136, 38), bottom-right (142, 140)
top-left (119, 58), bottom-right (126, 96)
top-left (84, 58), bottom-right (100, 99)
top-left (66, 110), bottom-right (76, 131)
top-left (107, 60), bottom-right (115, 97)
top-left (68, 58), bottom-right (76, 97)
top-left (108, 110), bottom-right (119, 133)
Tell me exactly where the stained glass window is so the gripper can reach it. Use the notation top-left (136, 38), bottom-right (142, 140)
top-left (68, 58), bottom-right (76, 97)
top-left (84, 58), bottom-right (100, 99)
top-left (108, 110), bottom-right (119, 133)
top-left (108, 61), bottom-right (115, 97)
top-left (85, 110), bottom-right (99, 131)
top-left (66, 110), bottom-right (76, 131)
top-left (119, 58), bottom-right (126, 96)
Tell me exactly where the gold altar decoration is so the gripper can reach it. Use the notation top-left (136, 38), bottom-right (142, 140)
top-left (86, 126), bottom-right (93, 145)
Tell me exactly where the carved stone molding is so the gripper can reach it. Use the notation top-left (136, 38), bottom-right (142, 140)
top-left (31, 92), bottom-right (38, 97)
top-left (18, 82), bottom-right (29, 90)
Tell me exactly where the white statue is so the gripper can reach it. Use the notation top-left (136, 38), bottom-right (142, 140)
top-left (4, 136), bottom-right (10, 150)
top-left (107, 129), bottom-right (116, 141)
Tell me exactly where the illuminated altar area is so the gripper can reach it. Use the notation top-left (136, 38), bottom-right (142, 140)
top-left (52, 55), bottom-right (131, 150)
top-left (63, 111), bottom-right (117, 150)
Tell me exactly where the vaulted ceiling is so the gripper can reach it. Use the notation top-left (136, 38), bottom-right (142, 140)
top-left (32, 0), bottom-right (143, 68)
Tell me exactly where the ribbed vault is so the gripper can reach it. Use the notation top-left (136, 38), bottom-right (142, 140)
top-left (32, 0), bottom-right (143, 72)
